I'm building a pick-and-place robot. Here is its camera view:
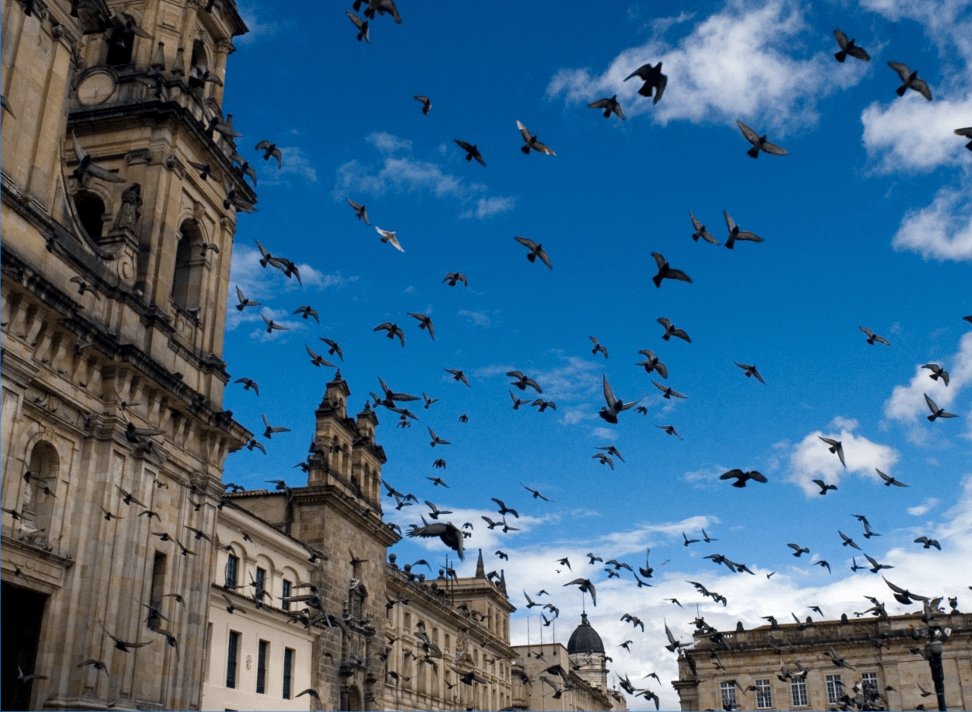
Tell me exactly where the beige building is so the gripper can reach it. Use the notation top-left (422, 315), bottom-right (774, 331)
top-left (674, 611), bottom-right (972, 711)
top-left (2, 0), bottom-right (253, 709)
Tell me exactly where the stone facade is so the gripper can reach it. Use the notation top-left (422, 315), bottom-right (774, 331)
top-left (510, 639), bottom-right (626, 712)
top-left (2, 0), bottom-right (252, 709)
top-left (674, 612), bottom-right (972, 711)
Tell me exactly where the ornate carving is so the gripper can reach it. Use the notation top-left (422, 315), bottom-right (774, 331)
top-left (111, 183), bottom-right (142, 231)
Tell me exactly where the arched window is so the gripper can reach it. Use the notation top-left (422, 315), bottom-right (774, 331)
top-left (74, 191), bottom-right (106, 240)
top-left (171, 219), bottom-right (205, 311)
top-left (23, 442), bottom-right (58, 539)
top-left (188, 39), bottom-right (210, 91)
top-left (105, 30), bottom-right (134, 66)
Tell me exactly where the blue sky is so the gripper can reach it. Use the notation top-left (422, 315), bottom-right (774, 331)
top-left (219, 0), bottom-right (971, 707)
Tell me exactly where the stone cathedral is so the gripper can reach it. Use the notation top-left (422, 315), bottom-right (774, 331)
top-left (1, 1), bottom-right (622, 710)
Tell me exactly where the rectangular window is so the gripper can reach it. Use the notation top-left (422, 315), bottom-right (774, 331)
top-left (862, 672), bottom-right (878, 695)
top-left (149, 552), bottom-right (167, 629)
top-left (791, 677), bottom-right (808, 707)
top-left (283, 648), bottom-right (294, 700)
top-left (755, 679), bottom-right (772, 709)
top-left (282, 579), bottom-right (292, 611)
top-left (224, 554), bottom-right (239, 589)
top-left (256, 640), bottom-right (268, 694)
top-left (226, 631), bottom-right (240, 689)
top-left (827, 674), bottom-right (843, 705)
top-left (255, 567), bottom-right (266, 600)
top-left (720, 681), bottom-right (737, 710)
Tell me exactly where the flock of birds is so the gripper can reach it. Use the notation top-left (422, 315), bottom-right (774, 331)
top-left (7, 1), bottom-right (969, 708)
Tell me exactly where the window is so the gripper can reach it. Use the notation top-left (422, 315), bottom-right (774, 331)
top-left (224, 554), bottom-right (239, 589)
top-left (791, 677), bottom-right (808, 707)
top-left (861, 672), bottom-right (878, 695)
top-left (282, 648), bottom-right (294, 699)
top-left (171, 219), bottom-right (206, 311)
top-left (755, 679), bottom-right (772, 709)
top-left (105, 28), bottom-right (134, 66)
top-left (256, 640), bottom-right (268, 694)
top-left (255, 567), bottom-right (266, 601)
top-left (720, 681), bottom-right (737, 710)
top-left (826, 674), bottom-right (843, 705)
top-left (149, 552), bottom-right (167, 629)
top-left (73, 192), bottom-right (106, 240)
top-left (282, 579), bottom-right (291, 611)
top-left (226, 631), bottom-right (240, 688)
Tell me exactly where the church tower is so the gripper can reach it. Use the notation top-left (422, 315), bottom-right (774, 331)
top-left (2, 0), bottom-right (252, 708)
top-left (567, 613), bottom-right (609, 692)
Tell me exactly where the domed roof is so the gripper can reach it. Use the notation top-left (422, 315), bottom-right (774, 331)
top-left (567, 613), bottom-right (605, 655)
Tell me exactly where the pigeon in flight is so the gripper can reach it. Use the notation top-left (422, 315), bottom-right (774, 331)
top-left (442, 272), bottom-right (468, 287)
top-left (819, 436), bottom-right (846, 466)
top-left (652, 381), bottom-right (686, 400)
top-left (812, 479), bottom-right (838, 495)
top-left (922, 363), bottom-right (949, 386)
top-left (593, 453), bottom-right (614, 469)
top-left (859, 326), bottom-right (889, 345)
top-left (657, 317), bottom-right (691, 343)
top-left (347, 198), bottom-right (369, 224)
top-left (651, 252), bottom-right (692, 288)
top-left (293, 305), bottom-right (319, 322)
top-left (563, 578), bottom-right (596, 606)
top-left (305, 345), bottom-right (336, 368)
top-left (888, 61), bottom-right (932, 100)
top-left (588, 95), bottom-right (625, 120)
top-left (409, 522), bottom-right (464, 559)
top-left (589, 336), bottom-right (608, 358)
top-left (657, 424), bottom-right (682, 439)
top-left (508, 371), bottom-right (542, 393)
top-left (414, 95), bottom-right (431, 114)
top-left (235, 286), bottom-right (260, 311)
top-left (515, 236), bottom-right (552, 270)
top-left (924, 393), bottom-right (957, 422)
top-left (690, 212), bottom-right (721, 245)
top-left (407, 313), bottom-right (435, 341)
top-left (737, 120), bottom-right (788, 158)
top-left (71, 132), bottom-right (124, 184)
top-left (517, 120), bottom-right (556, 155)
top-left (683, 532), bottom-right (700, 546)
top-left (735, 363), bottom-right (765, 384)
top-left (445, 368), bottom-right (470, 387)
top-left (234, 378), bottom-right (259, 396)
top-left (454, 140), bottom-right (486, 166)
top-left (914, 536), bottom-right (941, 550)
top-left (637, 350), bottom-right (668, 378)
top-left (375, 227), bottom-right (404, 252)
top-left (788, 543), bottom-right (809, 557)
top-left (428, 427), bottom-right (450, 447)
top-left (875, 468), bottom-right (908, 487)
top-left (374, 322), bottom-right (405, 346)
top-left (723, 211), bottom-right (764, 249)
top-left (719, 469), bottom-right (767, 487)
top-left (839, 531), bottom-right (862, 550)
top-left (599, 374), bottom-right (638, 423)
top-left (319, 338), bottom-right (344, 361)
top-left (262, 415), bottom-right (290, 439)
top-left (833, 30), bottom-right (870, 62)
top-left (956, 127), bottom-right (972, 150)
top-left (624, 62), bottom-right (667, 103)
top-left (255, 140), bottom-right (282, 167)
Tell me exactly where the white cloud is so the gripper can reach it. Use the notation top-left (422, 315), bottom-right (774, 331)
top-left (333, 133), bottom-right (516, 219)
top-left (272, 146), bottom-right (318, 183)
top-left (883, 332), bottom-right (972, 439)
top-left (908, 497), bottom-right (939, 516)
top-left (890, 177), bottom-right (972, 262)
top-left (457, 309), bottom-right (493, 328)
top-left (859, 0), bottom-right (972, 66)
top-left (787, 417), bottom-right (899, 495)
top-left (546, 0), bottom-right (863, 131)
top-left (861, 97), bottom-right (972, 173)
top-left (234, 2), bottom-right (292, 45)
top-left (591, 427), bottom-right (618, 442)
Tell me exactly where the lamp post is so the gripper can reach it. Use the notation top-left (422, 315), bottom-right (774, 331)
top-left (925, 637), bottom-right (946, 712)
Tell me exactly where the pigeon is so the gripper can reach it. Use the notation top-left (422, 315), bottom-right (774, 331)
top-left (407, 313), bottom-right (435, 341)
top-left (492, 498), bottom-right (519, 518)
top-left (859, 326), bottom-right (890, 345)
top-left (563, 578), bottom-right (596, 606)
top-left (590, 336), bottom-right (608, 358)
top-left (652, 381), bottom-right (686, 400)
top-left (624, 62), bottom-right (667, 103)
top-left (839, 531), bottom-right (862, 550)
top-left (375, 227), bottom-right (404, 252)
top-left (914, 536), bottom-right (941, 550)
top-left (517, 120), bottom-right (556, 155)
top-left (261, 314), bottom-right (288, 334)
top-left (593, 452), bottom-right (614, 469)
top-left (922, 363), bottom-right (949, 386)
top-left (735, 362), bottom-right (765, 384)
top-left (876, 468), bottom-right (908, 487)
top-left (508, 371), bottom-right (542, 393)
top-left (305, 345), bottom-right (336, 368)
top-left (101, 623), bottom-right (152, 652)
top-left (409, 521), bottom-right (464, 559)
top-left (737, 120), bottom-right (788, 158)
top-left (819, 436), bottom-right (846, 466)
top-left (255, 140), bottom-right (282, 167)
top-left (522, 483), bottom-right (550, 501)
top-left (454, 140), bottom-right (486, 166)
top-left (588, 95), bottom-right (625, 120)
top-left (442, 272), bottom-right (468, 287)
top-left (683, 532), bottom-right (700, 546)
top-left (924, 393), bottom-right (957, 422)
top-left (599, 374), bottom-right (638, 423)
top-left (657, 424), bottom-right (682, 439)
top-left (723, 211), bottom-right (764, 249)
top-left (651, 252), bottom-right (692, 288)
top-left (690, 212), bottom-right (721, 245)
top-left (657, 317), bottom-right (691, 342)
top-left (664, 620), bottom-right (686, 652)
top-left (445, 368), bottom-right (470, 387)
top-left (346, 198), bottom-right (369, 224)
top-left (319, 338), bottom-right (344, 361)
top-left (374, 322), bottom-right (405, 346)
top-left (261, 414), bottom-right (290, 439)
top-left (427, 427), bottom-right (450, 447)
top-left (358, 0), bottom-right (402, 24)
top-left (788, 543), bottom-right (810, 557)
top-left (812, 479), bottom-right (838, 495)
top-left (346, 10), bottom-right (370, 43)
top-left (833, 30), bottom-right (871, 63)
top-left (597, 445), bottom-right (624, 462)
top-left (636, 350), bottom-right (668, 378)
top-left (719, 469), bottom-right (767, 487)
top-left (888, 62), bottom-right (932, 100)
top-left (71, 132), bottom-right (124, 184)
top-left (515, 236), bottom-right (552, 270)
top-left (414, 95), bottom-right (432, 114)
top-left (293, 306), bottom-right (319, 322)
top-left (956, 127), bottom-right (972, 151)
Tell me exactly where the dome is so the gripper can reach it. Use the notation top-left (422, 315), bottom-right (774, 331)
top-left (567, 612), bottom-right (605, 655)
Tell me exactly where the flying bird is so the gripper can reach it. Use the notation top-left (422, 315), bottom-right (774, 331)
top-left (427, 427), bottom-right (450, 447)
top-left (305, 346), bottom-right (336, 368)
top-left (599, 374), bottom-right (638, 423)
top-left (956, 127), bottom-right (972, 150)
top-left (293, 305), bottom-right (319, 322)
top-left (657, 424), bottom-right (683, 439)
top-left (924, 393), bottom-right (957, 422)
top-left (723, 211), bottom-right (764, 249)
top-left (492, 498), bottom-right (519, 518)
top-left (624, 62), bottom-right (667, 103)
top-left (888, 61), bottom-right (933, 100)
top-left (915, 536), bottom-right (941, 550)
top-left (454, 140), bottom-right (486, 166)
top-left (413, 95), bottom-right (431, 114)
top-left (812, 479), bottom-right (838, 495)
top-left (922, 363), bottom-right (949, 386)
top-left (876, 468), bottom-right (908, 487)
top-left (719, 469), bottom-right (767, 487)
top-left (819, 436), bottom-right (846, 466)
top-left (588, 95), bottom-right (625, 120)
top-left (375, 227), bottom-right (404, 252)
top-left (839, 531), bottom-right (862, 550)
top-left (651, 252), bottom-right (692, 288)
top-left (522, 483), bottom-right (550, 501)
top-left (833, 30), bottom-right (871, 62)
top-left (261, 414), bottom-right (290, 439)
top-left (737, 120), bottom-right (788, 158)
top-left (407, 313), bottom-right (435, 341)
top-left (515, 236), bottom-right (552, 270)
top-left (652, 381), bottom-right (686, 400)
top-left (444, 368), bottom-right (470, 387)
top-left (683, 532), bottom-right (700, 546)
top-left (657, 317), bottom-right (691, 342)
top-left (788, 543), bottom-right (809, 557)
top-left (409, 521), bottom-right (464, 559)
top-left (637, 350), bottom-right (668, 378)
top-left (563, 578), bottom-right (596, 606)
top-left (592, 452), bottom-right (614, 469)
top-left (517, 120), bottom-right (556, 155)
top-left (374, 322), bottom-right (405, 346)
top-left (260, 314), bottom-right (288, 334)
top-left (735, 362), bottom-right (765, 384)
top-left (508, 371), bottom-right (542, 393)
top-left (589, 336), bottom-right (608, 358)
top-left (442, 272), bottom-right (468, 287)
top-left (859, 326), bottom-right (890, 345)
top-left (690, 212), bottom-right (721, 245)
top-left (71, 132), bottom-right (124, 184)
top-left (319, 338), bottom-right (344, 361)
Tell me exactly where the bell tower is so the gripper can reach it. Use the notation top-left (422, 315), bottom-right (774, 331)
top-left (2, 0), bottom-right (252, 709)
